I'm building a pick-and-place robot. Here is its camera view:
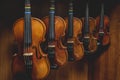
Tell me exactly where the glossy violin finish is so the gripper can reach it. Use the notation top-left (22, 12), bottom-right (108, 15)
top-left (82, 17), bottom-right (98, 53)
top-left (12, 0), bottom-right (50, 79)
top-left (64, 0), bottom-right (84, 61)
top-left (82, 2), bottom-right (97, 55)
top-left (88, 17), bottom-right (98, 53)
top-left (95, 3), bottom-right (110, 46)
top-left (42, 0), bottom-right (68, 69)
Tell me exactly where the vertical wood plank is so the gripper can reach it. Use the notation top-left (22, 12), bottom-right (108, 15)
top-left (46, 60), bottom-right (88, 80)
top-left (93, 5), bottom-right (120, 80)
top-left (0, 29), bottom-right (14, 80)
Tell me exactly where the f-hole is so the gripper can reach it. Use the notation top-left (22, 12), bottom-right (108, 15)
top-left (32, 46), bottom-right (42, 59)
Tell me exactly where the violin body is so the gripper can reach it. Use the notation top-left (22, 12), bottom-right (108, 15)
top-left (82, 17), bottom-right (98, 53)
top-left (89, 34), bottom-right (97, 52)
top-left (42, 16), bottom-right (68, 66)
top-left (65, 17), bottom-right (84, 60)
top-left (96, 15), bottom-right (110, 46)
top-left (12, 18), bottom-right (50, 80)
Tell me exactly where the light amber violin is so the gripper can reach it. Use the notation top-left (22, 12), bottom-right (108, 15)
top-left (42, 0), bottom-right (68, 68)
top-left (82, 2), bottom-right (97, 55)
top-left (12, 0), bottom-right (50, 80)
top-left (95, 3), bottom-right (110, 46)
top-left (64, 1), bottom-right (84, 61)
top-left (82, 17), bottom-right (98, 53)
top-left (65, 17), bottom-right (84, 60)
top-left (42, 16), bottom-right (68, 66)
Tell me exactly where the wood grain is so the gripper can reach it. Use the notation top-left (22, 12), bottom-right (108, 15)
top-left (0, 29), bottom-right (14, 80)
top-left (92, 5), bottom-right (120, 80)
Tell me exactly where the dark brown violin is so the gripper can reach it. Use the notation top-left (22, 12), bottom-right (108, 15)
top-left (12, 0), bottom-right (50, 79)
top-left (64, 0), bottom-right (84, 61)
top-left (82, 2), bottom-right (97, 55)
top-left (42, 0), bottom-right (68, 69)
top-left (95, 3), bottom-right (110, 46)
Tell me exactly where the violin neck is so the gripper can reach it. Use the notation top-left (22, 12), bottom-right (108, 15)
top-left (84, 2), bottom-right (89, 35)
top-left (49, 0), bottom-right (55, 41)
top-left (24, 0), bottom-right (32, 48)
top-left (68, 0), bottom-right (73, 38)
top-left (23, 0), bottom-right (33, 78)
top-left (100, 3), bottom-right (104, 30)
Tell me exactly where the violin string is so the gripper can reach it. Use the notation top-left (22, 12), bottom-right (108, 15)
top-left (27, 0), bottom-right (29, 74)
top-left (25, 0), bottom-right (29, 75)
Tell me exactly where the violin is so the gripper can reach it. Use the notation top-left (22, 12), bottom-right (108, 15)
top-left (42, 0), bottom-right (68, 69)
top-left (64, 0), bottom-right (84, 61)
top-left (95, 3), bottom-right (110, 46)
top-left (82, 2), bottom-right (97, 55)
top-left (12, 0), bottom-right (50, 79)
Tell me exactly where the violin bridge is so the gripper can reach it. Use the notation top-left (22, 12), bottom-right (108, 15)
top-left (84, 36), bottom-right (90, 39)
top-left (99, 31), bottom-right (104, 34)
top-left (23, 53), bottom-right (33, 56)
top-left (48, 44), bottom-right (55, 47)
top-left (67, 40), bottom-right (74, 43)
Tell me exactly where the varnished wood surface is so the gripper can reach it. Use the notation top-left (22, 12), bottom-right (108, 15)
top-left (0, 5), bottom-right (120, 80)
top-left (45, 61), bottom-right (88, 80)
top-left (92, 5), bottom-right (120, 80)
top-left (0, 29), bottom-right (14, 80)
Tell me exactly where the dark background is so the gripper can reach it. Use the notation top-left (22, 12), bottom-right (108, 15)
top-left (0, 0), bottom-right (119, 29)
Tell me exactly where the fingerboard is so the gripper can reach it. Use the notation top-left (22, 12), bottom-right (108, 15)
top-left (24, 0), bottom-right (32, 48)
top-left (48, 0), bottom-right (55, 41)
top-left (84, 2), bottom-right (89, 35)
top-left (99, 3), bottom-right (104, 30)
top-left (67, 0), bottom-right (73, 38)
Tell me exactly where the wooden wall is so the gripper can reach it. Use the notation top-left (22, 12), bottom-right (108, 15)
top-left (0, 29), bottom-right (14, 80)
top-left (0, 2), bottom-right (120, 80)
top-left (92, 5), bottom-right (120, 80)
